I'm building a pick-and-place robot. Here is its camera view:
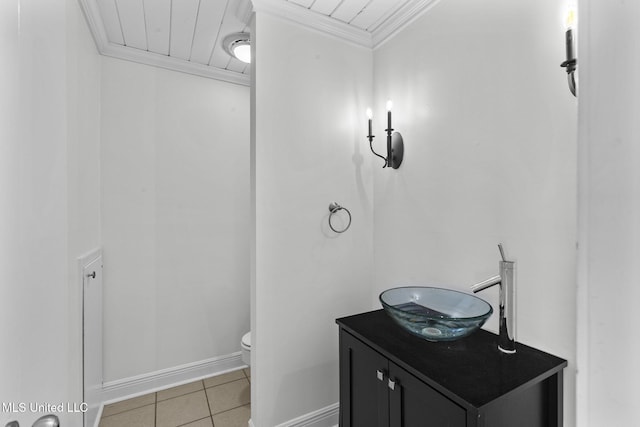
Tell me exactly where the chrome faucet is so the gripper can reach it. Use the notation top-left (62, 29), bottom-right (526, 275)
top-left (471, 244), bottom-right (516, 354)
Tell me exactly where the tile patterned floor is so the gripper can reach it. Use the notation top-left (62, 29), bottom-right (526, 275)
top-left (99, 368), bottom-right (251, 427)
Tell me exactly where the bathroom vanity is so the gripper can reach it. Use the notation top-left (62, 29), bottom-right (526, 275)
top-left (336, 310), bottom-right (567, 427)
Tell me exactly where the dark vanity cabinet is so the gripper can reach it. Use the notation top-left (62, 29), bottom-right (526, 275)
top-left (337, 310), bottom-right (567, 427)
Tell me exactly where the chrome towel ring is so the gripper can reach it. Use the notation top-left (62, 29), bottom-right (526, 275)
top-left (328, 202), bottom-right (352, 233)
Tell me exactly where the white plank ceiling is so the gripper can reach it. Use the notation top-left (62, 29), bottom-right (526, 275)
top-left (80, 0), bottom-right (432, 86)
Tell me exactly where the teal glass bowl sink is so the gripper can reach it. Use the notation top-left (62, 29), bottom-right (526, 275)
top-left (379, 286), bottom-right (493, 342)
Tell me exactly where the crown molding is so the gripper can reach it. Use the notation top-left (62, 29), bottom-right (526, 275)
top-left (371, 0), bottom-right (441, 48)
top-left (252, 0), bottom-right (440, 50)
top-left (77, 0), bottom-right (250, 86)
top-left (101, 43), bottom-right (251, 86)
top-left (77, 0), bottom-right (109, 52)
top-left (252, 0), bottom-right (373, 49)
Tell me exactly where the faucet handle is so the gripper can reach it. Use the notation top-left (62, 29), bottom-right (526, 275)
top-left (498, 243), bottom-right (507, 262)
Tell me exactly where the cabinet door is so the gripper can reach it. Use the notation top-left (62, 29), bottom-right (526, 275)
top-left (340, 331), bottom-right (390, 427)
top-left (388, 362), bottom-right (466, 427)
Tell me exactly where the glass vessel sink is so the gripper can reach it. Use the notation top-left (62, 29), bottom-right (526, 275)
top-left (379, 286), bottom-right (493, 342)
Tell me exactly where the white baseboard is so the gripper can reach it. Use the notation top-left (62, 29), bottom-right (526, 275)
top-left (90, 404), bottom-right (103, 427)
top-left (100, 352), bottom-right (246, 405)
top-left (98, 358), bottom-right (337, 427)
top-left (272, 403), bottom-right (339, 427)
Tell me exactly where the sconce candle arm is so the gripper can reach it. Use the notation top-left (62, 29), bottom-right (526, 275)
top-left (560, 26), bottom-right (577, 97)
top-left (367, 134), bottom-right (388, 168)
top-left (560, 59), bottom-right (577, 96)
top-left (365, 102), bottom-right (403, 169)
top-left (567, 70), bottom-right (577, 96)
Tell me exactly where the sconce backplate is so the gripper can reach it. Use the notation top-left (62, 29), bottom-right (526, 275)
top-left (389, 132), bottom-right (404, 169)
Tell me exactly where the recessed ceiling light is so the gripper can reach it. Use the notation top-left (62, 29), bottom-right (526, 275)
top-left (223, 33), bottom-right (251, 64)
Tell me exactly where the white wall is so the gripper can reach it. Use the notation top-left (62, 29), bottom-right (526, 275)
top-left (577, 0), bottom-right (640, 425)
top-left (100, 57), bottom-right (250, 382)
top-left (373, 0), bottom-right (577, 425)
top-left (251, 12), bottom-right (374, 426)
top-left (67, 1), bottom-right (103, 423)
top-left (0, 0), bottom-right (101, 426)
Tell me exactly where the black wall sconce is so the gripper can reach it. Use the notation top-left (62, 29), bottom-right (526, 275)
top-left (366, 101), bottom-right (404, 169)
top-left (560, 7), bottom-right (577, 97)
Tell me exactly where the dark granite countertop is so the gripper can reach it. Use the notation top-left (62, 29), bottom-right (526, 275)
top-left (336, 309), bottom-right (567, 409)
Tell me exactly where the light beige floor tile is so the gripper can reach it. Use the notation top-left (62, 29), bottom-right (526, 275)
top-left (99, 404), bottom-right (155, 427)
top-left (156, 390), bottom-right (210, 427)
top-left (157, 380), bottom-right (204, 401)
top-left (212, 405), bottom-right (251, 427)
top-left (102, 393), bottom-right (156, 417)
top-left (206, 378), bottom-right (250, 415)
top-left (243, 368), bottom-right (250, 378)
top-left (203, 369), bottom-right (246, 388)
top-left (181, 417), bottom-right (214, 427)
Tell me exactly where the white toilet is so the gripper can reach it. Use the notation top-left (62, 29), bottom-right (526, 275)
top-left (241, 332), bottom-right (251, 366)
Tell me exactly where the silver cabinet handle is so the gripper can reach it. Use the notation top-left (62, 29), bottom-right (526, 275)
top-left (388, 379), bottom-right (396, 390)
top-left (376, 370), bottom-right (384, 381)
